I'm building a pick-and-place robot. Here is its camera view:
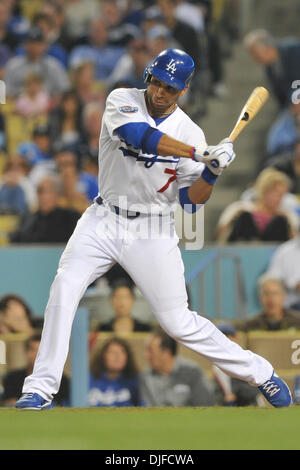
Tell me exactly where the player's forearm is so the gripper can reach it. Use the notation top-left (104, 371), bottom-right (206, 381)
top-left (157, 134), bottom-right (194, 159)
top-left (158, 134), bottom-right (215, 204)
top-left (188, 177), bottom-right (214, 204)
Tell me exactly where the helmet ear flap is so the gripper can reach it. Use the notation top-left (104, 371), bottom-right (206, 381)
top-left (144, 71), bottom-right (152, 85)
top-left (185, 70), bottom-right (194, 87)
top-left (143, 66), bottom-right (152, 85)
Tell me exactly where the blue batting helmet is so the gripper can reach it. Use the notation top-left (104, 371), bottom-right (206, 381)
top-left (143, 48), bottom-right (195, 90)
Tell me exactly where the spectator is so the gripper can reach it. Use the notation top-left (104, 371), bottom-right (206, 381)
top-left (235, 277), bottom-right (300, 332)
top-left (0, 43), bottom-right (11, 80)
top-left (145, 24), bottom-right (177, 60)
top-left (141, 5), bottom-right (165, 36)
top-left (0, 293), bottom-right (35, 335)
top-left (31, 12), bottom-right (68, 68)
top-left (26, 144), bottom-right (98, 200)
top-left (82, 102), bottom-right (104, 155)
top-left (157, 0), bottom-right (206, 115)
top-left (70, 62), bottom-right (106, 106)
top-left (97, 282), bottom-right (151, 333)
top-left (265, 140), bottom-right (300, 196)
top-left (265, 103), bottom-right (300, 157)
top-left (108, 38), bottom-right (151, 90)
top-left (1, 155), bottom-right (37, 211)
top-left (15, 71), bottom-right (50, 118)
top-left (18, 123), bottom-right (53, 168)
top-left (47, 89), bottom-right (85, 151)
top-left (140, 327), bottom-right (213, 407)
top-left (4, 26), bottom-right (70, 99)
top-left (171, 0), bottom-right (205, 34)
top-left (1, 333), bottom-right (69, 406)
top-left (5, 0), bottom-right (29, 41)
top-left (64, 0), bottom-right (101, 46)
top-left (54, 146), bottom-right (98, 201)
top-left (202, 0), bottom-right (232, 98)
top-left (104, 263), bottom-right (135, 291)
top-left (157, 0), bottom-right (202, 68)
top-left (57, 162), bottom-right (91, 213)
top-left (265, 235), bottom-right (300, 311)
top-left (244, 29), bottom-right (300, 109)
top-left (88, 337), bottom-right (142, 407)
top-left (80, 148), bottom-right (98, 179)
top-left (40, 1), bottom-right (73, 52)
top-left (10, 176), bottom-right (81, 243)
top-left (217, 168), bottom-right (298, 243)
top-left (212, 323), bottom-right (262, 406)
top-left (29, 141), bottom-right (72, 187)
top-left (0, 159), bottom-right (28, 214)
top-left (68, 19), bottom-right (125, 83)
top-left (122, 0), bottom-right (145, 28)
top-left (0, 0), bottom-right (20, 53)
top-left (0, 114), bottom-right (5, 156)
top-left (101, 0), bottom-right (141, 48)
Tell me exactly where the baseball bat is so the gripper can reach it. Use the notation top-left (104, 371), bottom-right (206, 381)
top-left (206, 86), bottom-right (269, 168)
top-left (228, 86), bottom-right (269, 142)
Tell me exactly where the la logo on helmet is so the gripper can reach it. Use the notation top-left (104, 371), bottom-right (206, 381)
top-left (166, 58), bottom-right (177, 74)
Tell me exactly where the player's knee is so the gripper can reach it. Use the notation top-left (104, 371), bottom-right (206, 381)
top-left (158, 310), bottom-right (189, 341)
top-left (158, 307), bottom-right (201, 342)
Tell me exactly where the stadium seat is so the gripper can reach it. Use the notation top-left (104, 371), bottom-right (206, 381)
top-left (0, 215), bottom-right (20, 245)
top-left (6, 114), bottom-right (47, 154)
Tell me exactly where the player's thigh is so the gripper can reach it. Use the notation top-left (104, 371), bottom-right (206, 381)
top-left (57, 204), bottom-right (117, 281)
top-left (121, 237), bottom-right (188, 314)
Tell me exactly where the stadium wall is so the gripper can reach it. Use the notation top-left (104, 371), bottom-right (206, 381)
top-left (0, 244), bottom-right (278, 319)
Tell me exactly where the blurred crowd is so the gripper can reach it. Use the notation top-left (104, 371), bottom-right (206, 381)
top-left (0, 299), bottom-right (265, 408)
top-left (0, 0), bottom-right (239, 246)
top-left (1, 1), bottom-right (300, 408)
top-left (216, 27), bottom-right (300, 246)
top-left (214, 27), bottom-right (300, 331)
top-left (1, 274), bottom-right (300, 408)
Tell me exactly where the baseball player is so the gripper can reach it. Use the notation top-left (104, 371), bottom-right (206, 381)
top-left (16, 49), bottom-right (291, 409)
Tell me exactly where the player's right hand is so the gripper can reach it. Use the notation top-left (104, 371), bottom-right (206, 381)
top-left (194, 139), bottom-right (235, 176)
top-left (204, 139), bottom-right (236, 175)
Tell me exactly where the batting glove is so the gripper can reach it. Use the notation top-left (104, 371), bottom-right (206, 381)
top-left (193, 138), bottom-right (236, 176)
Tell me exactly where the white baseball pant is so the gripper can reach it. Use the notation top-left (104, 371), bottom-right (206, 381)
top-left (23, 202), bottom-right (273, 401)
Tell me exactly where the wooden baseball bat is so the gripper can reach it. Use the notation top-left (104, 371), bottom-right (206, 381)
top-left (228, 86), bottom-right (269, 142)
top-left (201, 86), bottom-right (269, 168)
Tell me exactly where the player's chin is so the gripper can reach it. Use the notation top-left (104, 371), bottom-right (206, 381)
top-left (153, 102), bottom-right (169, 114)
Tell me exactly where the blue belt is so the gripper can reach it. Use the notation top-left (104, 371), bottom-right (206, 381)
top-left (96, 196), bottom-right (141, 219)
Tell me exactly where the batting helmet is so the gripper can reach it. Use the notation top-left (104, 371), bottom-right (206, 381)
top-left (143, 48), bottom-right (195, 91)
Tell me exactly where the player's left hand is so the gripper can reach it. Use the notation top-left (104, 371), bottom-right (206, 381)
top-left (203, 138), bottom-right (236, 175)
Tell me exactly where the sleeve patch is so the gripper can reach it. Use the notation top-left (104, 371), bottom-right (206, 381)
top-left (119, 106), bottom-right (139, 113)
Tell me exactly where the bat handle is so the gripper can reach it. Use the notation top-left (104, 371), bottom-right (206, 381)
top-left (207, 140), bottom-right (233, 169)
top-left (210, 158), bottom-right (220, 169)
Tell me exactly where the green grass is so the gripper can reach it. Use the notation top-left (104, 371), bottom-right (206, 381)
top-left (0, 407), bottom-right (299, 450)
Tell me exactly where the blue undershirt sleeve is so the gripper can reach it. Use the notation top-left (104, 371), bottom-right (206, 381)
top-left (179, 186), bottom-right (203, 213)
top-left (116, 123), bottom-right (164, 154)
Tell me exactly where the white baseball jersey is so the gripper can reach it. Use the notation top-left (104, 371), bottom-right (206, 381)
top-left (98, 87), bottom-right (207, 214)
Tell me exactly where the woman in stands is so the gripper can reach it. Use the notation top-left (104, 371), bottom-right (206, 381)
top-left (88, 337), bottom-right (142, 407)
top-left (47, 89), bottom-right (84, 151)
top-left (0, 294), bottom-right (35, 334)
top-left (217, 168), bottom-right (298, 243)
